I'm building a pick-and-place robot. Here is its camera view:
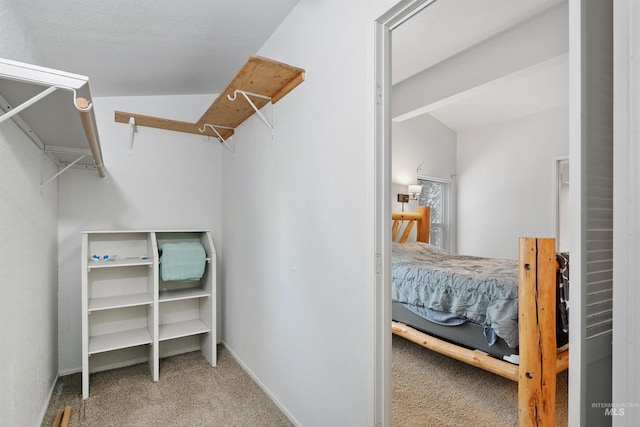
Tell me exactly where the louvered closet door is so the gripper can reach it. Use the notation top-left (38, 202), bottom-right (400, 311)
top-left (569, 1), bottom-right (614, 426)
top-left (612, 1), bottom-right (640, 425)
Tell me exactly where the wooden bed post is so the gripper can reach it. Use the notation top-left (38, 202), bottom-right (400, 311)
top-left (391, 206), bottom-right (430, 243)
top-left (518, 238), bottom-right (557, 426)
top-left (416, 206), bottom-right (430, 244)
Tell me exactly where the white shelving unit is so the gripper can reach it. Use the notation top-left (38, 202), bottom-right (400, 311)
top-left (156, 231), bottom-right (216, 364)
top-left (81, 230), bottom-right (216, 399)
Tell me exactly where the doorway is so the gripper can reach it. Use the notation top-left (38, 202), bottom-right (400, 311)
top-left (373, 1), bottom-right (596, 425)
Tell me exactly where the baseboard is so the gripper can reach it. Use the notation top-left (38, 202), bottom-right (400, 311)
top-left (221, 341), bottom-right (301, 427)
top-left (58, 367), bottom-right (82, 376)
top-left (38, 373), bottom-right (59, 427)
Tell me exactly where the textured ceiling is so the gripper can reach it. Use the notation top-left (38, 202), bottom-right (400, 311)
top-left (11, 0), bottom-right (298, 96)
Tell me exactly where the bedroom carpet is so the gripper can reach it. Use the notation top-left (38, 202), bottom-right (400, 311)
top-left (392, 334), bottom-right (569, 427)
top-left (42, 339), bottom-right (568, 426)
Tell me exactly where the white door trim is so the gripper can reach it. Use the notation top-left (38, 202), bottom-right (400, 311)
top-left (373, 2), bottom-right (439, 425)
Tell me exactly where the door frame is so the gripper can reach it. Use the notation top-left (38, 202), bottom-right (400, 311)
top-left (373, 1), bottom-right (440, 425)
top-left (372, 1), bottom-right (615, 425)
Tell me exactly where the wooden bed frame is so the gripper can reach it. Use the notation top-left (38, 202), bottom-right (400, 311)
top-left (391, 206), bottom-right (569, 426)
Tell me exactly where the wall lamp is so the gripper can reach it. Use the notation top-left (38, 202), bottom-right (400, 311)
top-left (408, 184), bottom-right (423, 200)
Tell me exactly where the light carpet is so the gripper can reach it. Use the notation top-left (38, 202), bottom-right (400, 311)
top-left (42, 339), bottom-right (568, 426)
top-left (42, 347), bottom-right (293, 426)
top-left (392, 334), bottom-right (568, 426)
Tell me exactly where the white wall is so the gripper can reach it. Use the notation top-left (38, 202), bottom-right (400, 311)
top-left (391, 114), bottom-right (456, 212)
top-left (220, 0), bottom-right (388, 425)
top-left (456, 105), bottom-right (568, 259)
top-left (0, 2), bottom-right (58, 424)
top-left (0, 119), bottom-right (59, 426)
top-left (57, 94), bottom-right (223, 373)
top-left (391, 114), bottom-right (456, 246)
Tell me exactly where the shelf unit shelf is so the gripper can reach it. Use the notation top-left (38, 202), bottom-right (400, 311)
top-left (88, 258), bottom-right (153, 269)
top-left (82, 230), bottom-right (216, 399)
top-left (159, 288), bottom-right (210, 303)
top-left (88, 328), bottom-right (152, 355)
top-left (88, 293), bottom-right (153, 312)
top-left (159, 319), bottom-right (210, 342)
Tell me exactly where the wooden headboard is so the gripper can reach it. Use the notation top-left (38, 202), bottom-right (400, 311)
top-left (392, 206), bottom-right (430, 243)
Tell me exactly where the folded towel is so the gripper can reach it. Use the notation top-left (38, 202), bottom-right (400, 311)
top-left (159, 242), bottom-right (206, 281)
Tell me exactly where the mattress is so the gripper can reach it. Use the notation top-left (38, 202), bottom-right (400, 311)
top-left (392, 242), bottom-right (520, 347)
top-left (392, 242), bottom-right (570, 354)
top-left (392, 301), bottom-right (518, 361)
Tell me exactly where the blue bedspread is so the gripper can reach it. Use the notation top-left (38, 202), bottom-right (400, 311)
top-left (392, 242), bottom-right (519, 348)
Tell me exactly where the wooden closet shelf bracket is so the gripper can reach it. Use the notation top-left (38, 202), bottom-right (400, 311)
top-left (114, 56), bottom-right (304, 147)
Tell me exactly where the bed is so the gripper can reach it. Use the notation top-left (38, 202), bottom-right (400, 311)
top-left (391, 206), bottom-right (569, 426)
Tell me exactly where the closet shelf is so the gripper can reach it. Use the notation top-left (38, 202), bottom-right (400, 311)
top-left (88, 258), bottom-right (153, 270)
top-left (114, 55), bottom-right (305, 143)
top-left (89, 328), bottom-right (152, 355)
top-left (88, 293), bottom-right (154, 312)
top-left (0, 58), bottom-right (106, 179)
top-left (159, 320), bottom-right (210, 342)
top-left (159, 288), bottom-right (210, 303)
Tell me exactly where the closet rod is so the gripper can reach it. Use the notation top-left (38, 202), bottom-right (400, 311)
top-left (76, 97), bottom-right (106, 178)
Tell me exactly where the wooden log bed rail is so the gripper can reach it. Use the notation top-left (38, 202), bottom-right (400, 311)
top-left (391, 207), bottom-right (569, 426)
